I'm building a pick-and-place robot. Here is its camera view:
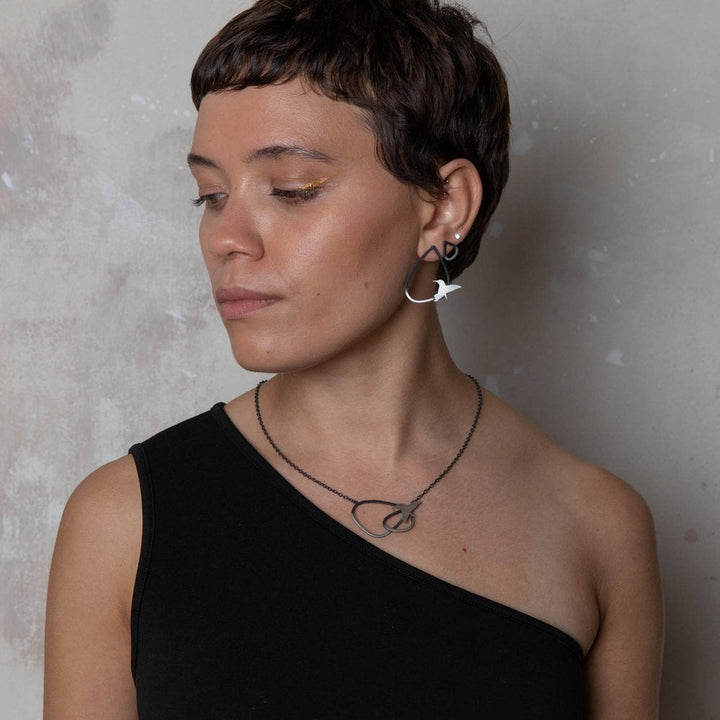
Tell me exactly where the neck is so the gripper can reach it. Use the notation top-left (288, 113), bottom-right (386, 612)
top-left (258, 307), bottom-right (476, 469)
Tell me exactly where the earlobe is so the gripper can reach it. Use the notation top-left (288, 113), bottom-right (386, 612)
top-left (443, 233), bottom-right (462, 261)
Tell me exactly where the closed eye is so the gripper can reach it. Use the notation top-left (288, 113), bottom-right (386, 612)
top-left (270, 186), bottom-right (323, 203)
top-left (192, 193), bottom-right (226, 208)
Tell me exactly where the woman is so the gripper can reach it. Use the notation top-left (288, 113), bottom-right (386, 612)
top-left (44, 0), bottom-right (663, 717)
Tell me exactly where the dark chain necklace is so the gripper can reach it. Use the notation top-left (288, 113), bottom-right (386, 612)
top-left (254, 375), bottom-right (482, 538)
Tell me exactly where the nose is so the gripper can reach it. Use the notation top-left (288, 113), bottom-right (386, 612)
top-left (200, 195), bottom-right (264, 261)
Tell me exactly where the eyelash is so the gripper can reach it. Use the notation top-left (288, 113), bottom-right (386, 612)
top-left (192, 193), bottom-right (224, 208)
top-left (192, 186), bottom-right (322, 208)
top-left (270, 186), bottom-right (323, 203)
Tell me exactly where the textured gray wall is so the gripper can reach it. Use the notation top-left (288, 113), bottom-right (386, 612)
top-left (1, 0), bottom-right (718, 716)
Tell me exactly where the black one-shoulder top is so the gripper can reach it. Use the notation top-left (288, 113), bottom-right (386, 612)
top-left (129, 404), bottom-right (585, 719)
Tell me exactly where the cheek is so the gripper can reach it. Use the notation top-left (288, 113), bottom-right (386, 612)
top-left (197, 217), bottom-right (212, 260)
top-left (297, 219), bottom-right (413, 314)
top-left (337, 189), bottom-right (420, 283)
top-left (198, 235), bottom-right (219, 282)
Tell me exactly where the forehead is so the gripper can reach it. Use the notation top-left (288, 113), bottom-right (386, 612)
top-left (191, 79), bottom-right (375, 163)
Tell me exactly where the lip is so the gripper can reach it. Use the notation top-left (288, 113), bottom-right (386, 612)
top-left (215, 286), bottom-right (280, 320)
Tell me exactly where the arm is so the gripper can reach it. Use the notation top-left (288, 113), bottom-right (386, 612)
top-left (584, 476), bottom-right (664, 719)
top-left (44, 455), bottom-right (141, 720)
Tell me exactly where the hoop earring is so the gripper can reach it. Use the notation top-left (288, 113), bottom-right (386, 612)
top-left (404, 233), bottom-right (463, 304)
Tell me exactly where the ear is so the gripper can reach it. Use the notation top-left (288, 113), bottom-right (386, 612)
top-left (416, 158), bottom-right (482, 259)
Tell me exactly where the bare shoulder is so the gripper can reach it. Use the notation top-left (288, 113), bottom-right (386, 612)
top-left (549, 447), bottom-right (655, 554)
top-left (65, 454), bottom-right (141, 514)
top-left (49, 453), bottom-right (143, 635)
top-left (59, 455), bottom-right (142, 583)
top-left (552, 457), bottom-right (663, 717)
top-left (484, 390), bottom-right (656, 554)
top-left (539, 434), bottom-right (658, 590)
top-left (45, 455), bottom-right (141, 719)
top-left (483, 393), bottom-right (663, 717)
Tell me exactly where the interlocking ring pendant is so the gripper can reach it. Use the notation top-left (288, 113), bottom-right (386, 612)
top-left (351, 499), bottom-right (422, 538)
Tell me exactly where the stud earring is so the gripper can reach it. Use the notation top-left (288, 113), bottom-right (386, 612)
top-left (404, 232), bottom-right (463, 304)
top-left (443, 232), bottom-right (462, 262)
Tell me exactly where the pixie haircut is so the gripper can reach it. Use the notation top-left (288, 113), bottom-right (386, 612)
top-left (191, 0), bottom-right (510, 279)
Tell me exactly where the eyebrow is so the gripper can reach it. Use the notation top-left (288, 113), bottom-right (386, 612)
top-left (245, 144), bottom-right (335, 163)
top-left (187, 144), bottom-right (335, 169)
top-left (187, 153), bottom-right (219, 169)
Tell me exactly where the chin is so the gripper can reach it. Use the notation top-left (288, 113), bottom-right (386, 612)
top-left (228, 338), bottom-right (320, 375)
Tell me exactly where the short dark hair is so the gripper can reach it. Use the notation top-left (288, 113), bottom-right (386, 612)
top-left (191, 0), bottom-right (510, 279)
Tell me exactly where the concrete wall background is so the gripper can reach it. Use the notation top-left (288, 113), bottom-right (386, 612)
top-left (1, 0), bottom-right (718, 716)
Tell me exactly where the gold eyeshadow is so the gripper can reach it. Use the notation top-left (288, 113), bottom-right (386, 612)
top-left (296, 177), bottom-right (330, 191)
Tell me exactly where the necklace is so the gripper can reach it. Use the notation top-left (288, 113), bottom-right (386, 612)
top-left (254, 375), bottom-right (482, 539)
